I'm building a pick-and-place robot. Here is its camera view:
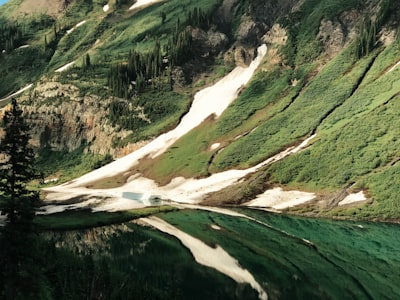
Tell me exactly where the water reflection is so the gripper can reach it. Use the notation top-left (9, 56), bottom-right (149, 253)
top-left (122, 192), bottom-right (163, 206)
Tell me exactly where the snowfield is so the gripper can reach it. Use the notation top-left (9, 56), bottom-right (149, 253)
top-left (129, 0), bottom-right (165, 11)
top-left (43, 44), bottom-right (316, 213)
top-left (55, 61), bottom-right (76, 72)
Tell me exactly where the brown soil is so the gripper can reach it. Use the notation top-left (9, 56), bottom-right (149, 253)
top-left (13, 0), bottom-right (67, 18)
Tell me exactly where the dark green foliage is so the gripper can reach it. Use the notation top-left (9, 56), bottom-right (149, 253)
top-left (184, 6), bottom-right (214, 30)
top-left (0, 99), bottom-right (39, 224)
top-left (115, 0), bottom-right (131, 9)
top-left (167, 27), bottom-right (194, 66)
top-left (83, 53), bottom-right (91, 69)
top-left (108, 40), bottom-right (165, 97)
top-left (107, 6), bottom-right (216, 99)
top-left (0, 99), bottom-right (50, 300)
top-left (0, 21), bottom-right (23, 52)
top-left (353, 0), bottom-right (397, 60)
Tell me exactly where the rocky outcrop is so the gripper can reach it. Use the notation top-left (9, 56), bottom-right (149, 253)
top-left (21, 81), bottom-right (136, 157)
top-left (191, 27), bottom-right (230, 56)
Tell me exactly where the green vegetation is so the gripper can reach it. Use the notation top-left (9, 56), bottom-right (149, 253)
top-left (280, 0), bottom-right (362, 66)
top-left (36, 144), bottom-right (113, 184)
top-left (265, 38), bottom-right (400, 218)
top-left (130, 0), bottom-right (400, 218)
top-left (0, 99), bottom-right (50, 299)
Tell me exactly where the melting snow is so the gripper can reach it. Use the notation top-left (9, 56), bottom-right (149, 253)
top-left (245, 187), bottom-right (315, 210)
top-left (129, 0), bottom-right (165, 11)
top-left (338, 191), bottom-right (366, 206)
top-left (55, 61), bottom-right (76, 72)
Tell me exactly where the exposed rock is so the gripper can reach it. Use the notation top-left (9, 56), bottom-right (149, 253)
top-left (263, 24), bottom-right (287, 46)
top-left (317, 20), bottom-right (345, 58)
top-left (236, 19), bottom-right (265, 46)
top-left (379, 27), bottom-right (397, 46)
top-left (339, 9), bottom-right (361, 42)
top-left (191, 28), bottom-right (229, 56)
top-left (171, 67), bottom-right (187, 88)
top-left (21, 81), bottom-right (136, 157)
top-left (249, 0), bottom-right (301, 27)
top-left (233, 46), bottom-right (255, 67)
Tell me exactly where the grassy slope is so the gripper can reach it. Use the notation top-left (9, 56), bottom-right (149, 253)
top-left (267, 39), bottom-right (400, 218)
top-left (136, 0), bottom-right (400, 218)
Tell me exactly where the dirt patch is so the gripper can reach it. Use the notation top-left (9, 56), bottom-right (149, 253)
top-left (13, 0), bottom-right (67, 17)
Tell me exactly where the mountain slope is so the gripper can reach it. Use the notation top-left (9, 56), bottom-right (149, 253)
top-left (1, 0), bottom-right (400, 219)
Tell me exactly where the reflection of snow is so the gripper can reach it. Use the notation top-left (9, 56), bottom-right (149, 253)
top-left (129, 0), bottom-right (165, 11)
top-left (142, 216), bottom-right (268, 300)
top-left (55, 61), bottom-right (75, 72)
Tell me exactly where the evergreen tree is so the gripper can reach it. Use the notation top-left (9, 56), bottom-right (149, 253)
top-left (0, 99), bottom-right (49, 300)
top-left (0, 98), bottom-right (39, 225)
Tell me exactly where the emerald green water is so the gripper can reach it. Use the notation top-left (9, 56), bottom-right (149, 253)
top-left (159, 209), bottom-right (400, 299)
top-left (43, 208), bottom-right (400, 299)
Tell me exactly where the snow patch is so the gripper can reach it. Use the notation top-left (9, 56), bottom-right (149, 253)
top-left (129, 0), bottom-right (165, 11)
top-left (338, 191), bottom-right (366, 206)
top-left (67, 20), bottom-right (86, 34)
top-left (0, 84), bottom-right (33, 103)
top-left (141, 216), bottom-right (268, 300)
top-left (211, 224), bottom-right (221, 230)
top-left (55, 61), bottom-right (76, 72)
top-left (388, 61), bottom-right (400, 73)
top-left (245, 187), bottom-right (315, 210)
top-left (210, 143), bottom-right (220, 150)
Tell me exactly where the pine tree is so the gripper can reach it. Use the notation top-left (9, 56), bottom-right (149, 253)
top-left (0, 99), bottom-right (49, 300)
top-left (0, 98), bottom-right (39, 225)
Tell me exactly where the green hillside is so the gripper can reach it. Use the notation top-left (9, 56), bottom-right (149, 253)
top-left (1, 0), bottom-right (400, 219)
